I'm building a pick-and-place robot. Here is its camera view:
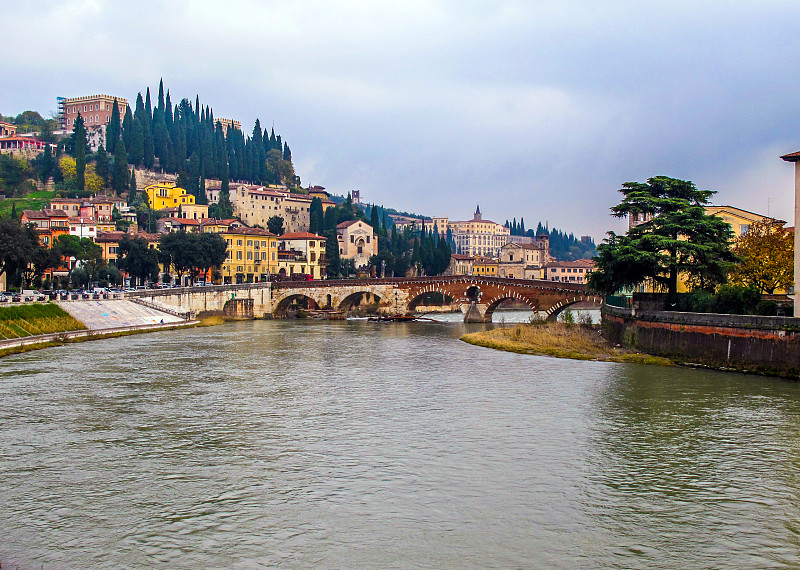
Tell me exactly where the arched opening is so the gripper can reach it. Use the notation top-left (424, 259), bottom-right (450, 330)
top-left (547, 296), bottom-right (602, 323)
top-left (326, 294), bottom-right (332, 308)
top-left (408, 291), bottom-right (455, 312)
top-left (483, 296), bottom-right (537, 323)
top-left (337, 291), bottom-right (382, 316)
top-left (274, 294), bottom-right (319, 318)
top-left (466, 285), bottom-right (481, 302)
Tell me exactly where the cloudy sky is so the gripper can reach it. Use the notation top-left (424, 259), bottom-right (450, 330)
top-left (3, 0), bottom-right (800, 238)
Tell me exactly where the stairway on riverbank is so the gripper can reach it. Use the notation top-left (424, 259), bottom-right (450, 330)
top-left (57, 300), bottom-right (185, 330)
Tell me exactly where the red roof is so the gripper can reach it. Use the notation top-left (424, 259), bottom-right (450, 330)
top-left (279, 232), bottom-right (325, 240)
top-left (337, 220), bottom-right (368, 229)
top-left (545, 259), bottom-right (596, 268)
top-left (781, 150), bottom-right (800, 162)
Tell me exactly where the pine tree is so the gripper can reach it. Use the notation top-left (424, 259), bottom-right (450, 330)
top-left (107, 99), bottom-right (121, 154)
top-left (72, 113), bottom-right (87, 190)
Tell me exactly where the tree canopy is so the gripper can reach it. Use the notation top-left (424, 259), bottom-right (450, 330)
top-left (588, 176), bottom-right (736, 296)
top-left (728, 219), bottom-right (793, 294)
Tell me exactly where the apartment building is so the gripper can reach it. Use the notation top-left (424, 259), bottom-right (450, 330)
top-left (220, 227), bottom-right (279, 284)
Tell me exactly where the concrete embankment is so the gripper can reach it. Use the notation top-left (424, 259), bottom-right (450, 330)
top-left (56, 299), bottom-right (185, 329)
top-left (0, 300), bottom-right (195, 357)
top-left (602, 304), bottom-right (800, 377)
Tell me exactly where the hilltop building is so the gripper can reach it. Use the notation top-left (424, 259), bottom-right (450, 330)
top-left (214, 118), bottom-right (241, 134)
top-left (449, 205), bottom-right (510, 258)
top-left (57, 94), bottom-right (128, 151)
top-left (229, 185), bottom-right (318, 233)
top-left (144, 182), bottom-right (197, 211)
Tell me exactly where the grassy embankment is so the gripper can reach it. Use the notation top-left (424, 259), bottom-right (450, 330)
top-left (461, 321), bottom-right (673, 366)
top-left (0, 191), bottom-right (56, 217)
top-left (0, 303), bottom-right (86, 339)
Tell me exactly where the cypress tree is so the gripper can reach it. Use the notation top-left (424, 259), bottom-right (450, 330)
top-left (157, 79), bottom-right (165, 114)
top-left (129, 118), bottom-right (145, 166)
top-left (165, 90), bottom-right (173, 127)
top-left (283, 142), bottom-right (291, 162)
top-left (122, 106), bottom-right (133, 152)
top-left (112, 139), bottom-right (128, 195)
top-left (107, 98), bottom-right (121, 154)
top-left (95, 144), bottom-right (109, 186)
top-left (129, 169), bottom-right (137, 204)
top-left (73, 113), bottom-right (87, 190)
top-left (40, 143), bottom-right (54, 183)
top-left (370, 204), bottom-right (380, 230)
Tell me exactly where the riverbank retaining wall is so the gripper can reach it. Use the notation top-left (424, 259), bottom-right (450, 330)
top-left (602, 304), bottom-right (800, 377)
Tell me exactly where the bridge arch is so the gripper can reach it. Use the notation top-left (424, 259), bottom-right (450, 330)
top-left (273, 293), bottom-right (320, 317)
top-left (337, 291), bottom-right (383, 314)
top-left (483, 293), bottom-right (538, 322)
top-left (544, 295), bottom-right (603, 321)
top-left (407, 287), bottom-right (456, 311)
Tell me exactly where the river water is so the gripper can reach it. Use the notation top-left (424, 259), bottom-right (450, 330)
top-left (1, 315), bottom-right (799, 569)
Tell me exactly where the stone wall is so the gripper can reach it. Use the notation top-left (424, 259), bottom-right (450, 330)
top-left (602, 304), bottom-right (800, 377)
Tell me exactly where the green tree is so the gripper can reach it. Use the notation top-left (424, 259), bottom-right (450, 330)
top-left (38, 143), bottom-right (55, 183)
top-left (209, 189), bottom-right (233, 219)
top-left (72, 113), bottom-right (87, 190)
top-left (117, 235), bottom-right (160, 286)
top-left (588, 176), bottom-right (736, 296)
top-left (267, 215), bottom-right (285, 236)
top-left (106, 99), bottom-right (121, 154)
top-left (54, 234), bottom-right (103, 285)
top-left (0, 217), bottom-right (39, 288)
top-left (112, 139), bottom-right (128, 195)
top-left (309, 197), bottom-right (323, 234)
top-left (94, 144), bottom-right (109, 186)
top-left (129, 169), bottom-right (137, 204)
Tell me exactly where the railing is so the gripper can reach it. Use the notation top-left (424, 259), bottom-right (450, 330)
top-left (128, 297), bottom-right (195, 320)
top-left (0, 292), bottom-right (126, 304)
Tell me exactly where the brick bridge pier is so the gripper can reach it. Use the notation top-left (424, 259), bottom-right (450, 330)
top-left (128, 276), bottom-right (601, 322)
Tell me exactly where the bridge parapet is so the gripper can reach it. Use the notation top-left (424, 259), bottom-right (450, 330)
top-left (123, 276), bottom-right (599, 322)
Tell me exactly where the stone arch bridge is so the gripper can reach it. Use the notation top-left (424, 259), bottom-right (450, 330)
top-left (128, 276), bottom-right (601, 323)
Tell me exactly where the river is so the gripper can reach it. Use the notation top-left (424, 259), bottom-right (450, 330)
top-left (1, 316), bottom-right (799, 568)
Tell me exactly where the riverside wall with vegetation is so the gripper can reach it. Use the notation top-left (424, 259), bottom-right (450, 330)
top-left (602, 304), bottom-right (800, 377)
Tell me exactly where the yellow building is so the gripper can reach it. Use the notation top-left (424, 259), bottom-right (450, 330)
top-left (221, 227), bottom-right (278, 284)
top-left (277, 232), bottom-right (327, 280)
top-left (472, 256), bottom-right (498, 277)
top-left (145, 182), bottom-right (196, 211)
top-left (705, 205), bottom-right (783, 238)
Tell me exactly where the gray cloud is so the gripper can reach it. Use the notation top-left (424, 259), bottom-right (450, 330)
top-left (3, 0), bottom-right (799, 237)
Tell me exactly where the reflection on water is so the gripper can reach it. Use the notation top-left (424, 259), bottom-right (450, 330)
top-left (0, 320), bottom-right (798, 568)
